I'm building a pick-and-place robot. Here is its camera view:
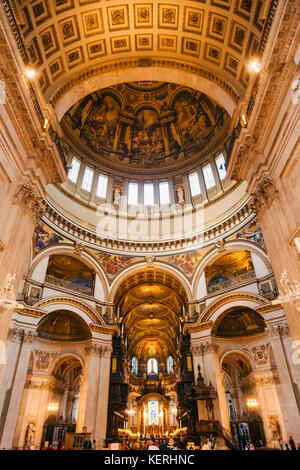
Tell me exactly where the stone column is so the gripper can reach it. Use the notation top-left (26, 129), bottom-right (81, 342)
top-left (76, 343), bottom-right (101, 434)
top-left (266, 322), bottom-right (300, 442)
top-left (0, 179), bottom-right (44, 374)
top-left (252, 179), bottom-right (300, 341)
top-left (0, 329), bottom-right (35, 449)
top-left (94, 345), bottom-right (112, 449)
top-left (191, 342), bottom-right (231, 432)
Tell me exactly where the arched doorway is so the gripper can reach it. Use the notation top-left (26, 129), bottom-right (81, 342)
top-left (40, 355), bottom-right (83, 450)
top-left (221, 349), bottom-right (266, 449)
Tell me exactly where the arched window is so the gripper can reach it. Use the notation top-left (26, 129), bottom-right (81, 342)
top-left (147, 357), bottom-right (158, 374)
top-left (132, 357), bottom-right (138, 375)
top-left (167, 356), bottom-right (173, 375)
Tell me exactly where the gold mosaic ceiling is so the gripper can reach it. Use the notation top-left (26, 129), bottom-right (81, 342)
top-left (15, 0), bottom-right (266, 105)
top-left (61, 81), bottom-right (230, 173)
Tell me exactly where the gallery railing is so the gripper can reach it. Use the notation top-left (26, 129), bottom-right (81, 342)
top-left (45, 275), bottom-right (93, 296)
top-left (207, 271), bottom-right (256, 294)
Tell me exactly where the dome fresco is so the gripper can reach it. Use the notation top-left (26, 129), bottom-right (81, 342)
top-left (62, 81), bottom-right (230, 175)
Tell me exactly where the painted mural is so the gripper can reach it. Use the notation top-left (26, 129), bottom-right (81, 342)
top-left (155, 250), bottom-right (207, 279)
top-left (34, 219), bottom-right (72, 254)
top-left (87, 249), bottom-right (145, 281)
top-left (234, 216), bottom-right (264, 248)
top-left (62, 82), bottom-right (230, 168)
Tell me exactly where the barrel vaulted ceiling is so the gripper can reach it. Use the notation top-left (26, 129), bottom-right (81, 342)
top-left (13, 0), bottom-right (266, 106)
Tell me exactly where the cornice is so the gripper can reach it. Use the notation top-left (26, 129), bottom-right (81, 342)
top-left (42, 197), bottom-right (254, 256)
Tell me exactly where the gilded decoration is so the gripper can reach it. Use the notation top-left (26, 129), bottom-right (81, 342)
top-left (62, 81), bottom-right (230, 170)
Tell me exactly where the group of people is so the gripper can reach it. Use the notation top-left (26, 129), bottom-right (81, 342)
top-left (121, 434), bottom-right (222, 451)
top-left (280, 436), bottom-right (300, 451)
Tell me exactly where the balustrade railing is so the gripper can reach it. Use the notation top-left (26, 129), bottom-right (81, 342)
top-left (207, 271), bottom-right (256, 294)
top-left (45, 275), bottom-right (93, 296)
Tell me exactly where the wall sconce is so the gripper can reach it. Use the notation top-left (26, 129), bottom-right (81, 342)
top-left (127, 409), bottom-right (135, 416)
top-left (247, 398), bottom-right (258, 408)
top-left (171, 407), bottom-right (178, 414)
top-left (240, 114), bottom-right (248, 128)
top-left (47, 402), bottom-right (59, 412)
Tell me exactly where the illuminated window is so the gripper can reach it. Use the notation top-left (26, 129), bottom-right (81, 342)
top-left (128, 182), bottom-right (138, 205)
top-left (68, 157), bottom-right (80, 184)
top-left (148, 399), bottom-right (159, 425)
top-left (81, 167), bottom-right (94, 192)
top-left (159, 181), bottom-right (170, 205)
top-left (96, 174), bottom-right (108, 198)
top-left (167, 356), bottom-right (173, 375)
top-left (144, 183), bottom-right (154, 206)
top-left (132, 357), bottom-right (138, 376)
top-left (189, 172), bottom-right (201, 197)
top-left (203, 164), bottom-right (215, 189)
top-left (215, 153), bottom-right (227, 180)
top-left (147, 358), bottom-right (158, 374)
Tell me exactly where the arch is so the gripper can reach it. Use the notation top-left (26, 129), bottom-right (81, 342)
top-left (50, 352), bottom-right (85, 379)
top-left (37, 310), bottom-right (92, 342)
top-left (196, 291), bottom-right (268, 326)
top-left (29, 243), bottom-right (109, 301)
top-left (220, 349), bottom-right (254, 374)
top-left (54, 66), bottom-right (237, 121)
top-left (109, 261), bottom-right (193, 303)
top-left (192, 239), bottom-right (271, 298)
top-left (35, 296), bottom-right (106, 326)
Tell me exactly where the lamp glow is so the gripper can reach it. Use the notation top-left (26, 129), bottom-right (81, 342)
top-left (247, 398), bottom-right (258, 408)
top-left (248, 59), bottom-right (261, 73)
top-left (26, 68), bottom-right (36, 79)
top-left (47, 402), bottom-right (59, 412)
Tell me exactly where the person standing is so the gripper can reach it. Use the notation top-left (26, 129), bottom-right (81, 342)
top-left (289, 436), bottom-right (296, 450)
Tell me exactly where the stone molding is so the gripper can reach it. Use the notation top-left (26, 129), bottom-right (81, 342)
top-left (43, 199), bottom-right (253, 255)
top-left (34, 350), bottom-right (58, 371)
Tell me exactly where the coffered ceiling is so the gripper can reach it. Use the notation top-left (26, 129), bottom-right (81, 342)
top-left (13, 0), bottom-right (266, 106)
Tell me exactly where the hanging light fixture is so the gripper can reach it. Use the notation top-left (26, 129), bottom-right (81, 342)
top-left (47, 402), bottom-right (59, 412)
top-left (246, 398), bottom-right (258, 408)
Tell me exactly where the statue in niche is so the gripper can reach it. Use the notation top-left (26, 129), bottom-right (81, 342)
top-left (24, 422), bottom-right (36, 449)
top-left (113, 187), bottom-right (121, 206)
top-left (176, 185), bottom-right (185, 205)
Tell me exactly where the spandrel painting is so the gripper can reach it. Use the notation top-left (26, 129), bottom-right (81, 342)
top-left (235, 216), bottom-right (265, 248)
top-left (34, 219), bottom-right (70, 254)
